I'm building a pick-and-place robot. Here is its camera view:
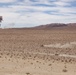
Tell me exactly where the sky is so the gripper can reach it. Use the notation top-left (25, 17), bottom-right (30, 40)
top-left (0, 0), bottom-right (76, 28)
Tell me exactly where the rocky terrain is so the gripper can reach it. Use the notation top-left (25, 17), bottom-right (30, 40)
top-left (0, 23), bottom-right (76, 75)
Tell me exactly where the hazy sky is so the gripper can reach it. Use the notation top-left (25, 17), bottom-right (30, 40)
top-left (0, 0), bottom-right (76, 28)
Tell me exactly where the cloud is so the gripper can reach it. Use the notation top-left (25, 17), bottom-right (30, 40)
top-left (60, 0), bottom-right (76, 2)
top-left (0, 0), bottom-right (16, 3)
top-left (54, 1), bottom-right (70, 6)
top-left (0, 0), bottom-right (76, 28)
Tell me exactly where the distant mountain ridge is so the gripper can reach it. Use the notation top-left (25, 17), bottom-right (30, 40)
top-left (0, 23), bottom-right (76, 29)
top-left (33, 23), bottom-right (76, 29)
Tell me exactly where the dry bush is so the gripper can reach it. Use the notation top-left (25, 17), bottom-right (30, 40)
top-left (30, 62), bottom-right (33, 65)
top-left (55, 53), bottom-right (59, 56)
top-left (48, 64), bottom-right (52, 66)
top-left (0, 56), bottom-right (2, 58)
top-left (26, 72), bottom-right (30, 75)
top-left (62, 69), bottom-right (68, 72)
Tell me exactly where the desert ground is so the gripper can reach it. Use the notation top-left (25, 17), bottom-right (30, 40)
top-left (0, 28), bottom-right (76, 75)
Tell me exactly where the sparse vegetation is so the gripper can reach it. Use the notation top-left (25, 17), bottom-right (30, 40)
top-left (62, 69), bottom-right (68, 72)
top-left (26, 72), bottom-right (30, 75)
top-left (48, 64), bottom-right (52, 66)
top-left (0, 27), bottom-right (76, 75)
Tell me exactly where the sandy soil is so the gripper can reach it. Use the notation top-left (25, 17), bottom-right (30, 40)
top-left (0, 28), bottom-right (76, 75)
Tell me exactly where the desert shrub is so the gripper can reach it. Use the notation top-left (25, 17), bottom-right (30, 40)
top-left (0, 56), bottom-right (2, 58)
top-left (55, 53), bottom-right (59, 56)
top-left (26, 72), bottom-right (30, 75)
top-left (48, 64), bottom-right (52, 66)
top-left (31, 62), bottom-right (33, 65)
top-left (41, 45), bottom-right (44, 47)
top-left (62, 69), bottom-right (68, 72)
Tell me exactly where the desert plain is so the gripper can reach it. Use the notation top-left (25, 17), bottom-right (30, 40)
top-left (0, 27), bottom-right (76, 75)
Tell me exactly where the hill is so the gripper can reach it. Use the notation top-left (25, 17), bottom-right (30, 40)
top-left (33, 23), bottom-right (76, 30)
